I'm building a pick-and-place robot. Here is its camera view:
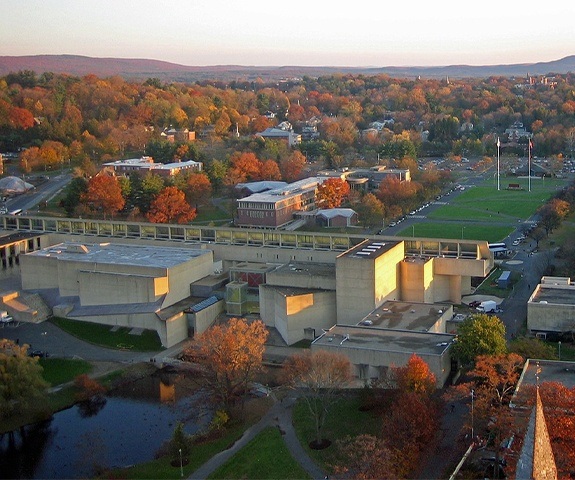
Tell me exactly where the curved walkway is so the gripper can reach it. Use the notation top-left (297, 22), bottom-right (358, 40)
top-left (189, 394), bottom-right (326, 480)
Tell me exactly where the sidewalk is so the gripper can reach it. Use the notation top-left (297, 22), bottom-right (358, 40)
top-left (189, 394), bottom-right (326, 480)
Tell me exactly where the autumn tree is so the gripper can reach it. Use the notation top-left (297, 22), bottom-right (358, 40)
top-left (182, 318), bottom-right (268, 413)
top-left (538, 198), bottom-right (571, 235)
top-left (0, 339), bottom-right (48, 420)
top-left (334, 434), bottom-right (400, 480)
top-left (279, 150), bottom-right (306, 182)
top-left (452, 313), bottom-right (507, 366)
top-left (392, 353), bottom-right (436, 397)
top-left (184, 172), bottom-right (212, 211)
top-left (382, 390), bottom-right (440, 476)
top-left (259, 159), bottom-right (282, 180)
top-left (81, 174), bottom-right (125, 218)
top-left (376, 176), bottom-right (421, 214)
top-left (225, 152), bottom-right (262, 185)
top-left (355, 193), bottom-right (384, 229)
top-left (315, 177), bottom-right (350, 209)
top-left (448, 353), bottom-right (524, 475)
top-left (146, 186), bottom-right (197, 224)
top-left (282, 350), bottom-right (352, 447)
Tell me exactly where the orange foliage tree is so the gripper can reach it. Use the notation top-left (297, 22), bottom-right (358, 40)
top-left (146, 186), bottom-right (196, 224)
top-left (225, 151), bottom-right (262, 185)
top-left (182, 318), bottom-right (268, 413)
top-left (185, 173), bottom-right (212, 211)
top-left (279, 150), bottom-right (306, 182)
top-left (392, 353), bottom-right (436, 397)
top-left (258, 159), bottom-right (282, 180)
top-left (282, 350), bottom-right (352, 447)
top-left (316, 177), bottom-right (350, 209)
top-left (334, 434), bottom-right (401, 480)
top-left (81, 174), bottom-right (125, 218)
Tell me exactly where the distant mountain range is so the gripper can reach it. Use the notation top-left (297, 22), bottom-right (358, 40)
top-left (0, 54), bottom-right (574, 82)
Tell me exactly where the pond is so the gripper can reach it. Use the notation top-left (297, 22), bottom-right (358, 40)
top-left (0, 368), bottom-right (213, 479)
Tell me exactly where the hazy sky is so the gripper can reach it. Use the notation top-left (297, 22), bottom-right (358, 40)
top-left (1, 1), bottom-right (574, 67)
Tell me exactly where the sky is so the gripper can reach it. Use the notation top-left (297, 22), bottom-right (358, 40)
top-left (1, 1), bottom-right (574, 67)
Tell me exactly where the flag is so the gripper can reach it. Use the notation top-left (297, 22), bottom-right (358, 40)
top-left (529, 139), bottom-right (533, 150)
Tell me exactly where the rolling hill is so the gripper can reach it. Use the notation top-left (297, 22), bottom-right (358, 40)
top-left (0, 54), bottom-right (574, 82)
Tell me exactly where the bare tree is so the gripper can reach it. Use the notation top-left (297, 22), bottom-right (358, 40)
top-left (282, 350), bottom-right (352, 447)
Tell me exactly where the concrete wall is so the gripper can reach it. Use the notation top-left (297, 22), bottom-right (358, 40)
top-left (400, 258), bottom-right (434, 303)
top-left (311, 342), bottom-right (452, 387)
top-left (65, 311), bottom-right (183, 348)
top-left (527, 302), bottom-right (575, 332)
top-left (20, 255), bottom-right (59, 290)
top-left (162, 253), bottom-right (213, 308)
top-left (78, 270), bottom-right (166, 306)
top-left (336, 242), bottom-right (404, 324)
top-left (189, 299), bottom-right (225, 336)
top-left (275, 289), bottom-right (337, 345)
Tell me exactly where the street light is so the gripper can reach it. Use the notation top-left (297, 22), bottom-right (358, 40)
top-left (471, 389), bottom-right (475, 440)
top-left (496, 136), bottom-right (501, 191)
top-left (558, 341), bottom-right (562, 361)
top-left (461, 226), bottom-right (466, 239)
top-left (412, 225), bottom-right (415, 238)
top-left (179, 448), bottom-right (183, 477)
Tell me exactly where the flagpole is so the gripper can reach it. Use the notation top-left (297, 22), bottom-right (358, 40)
top-left (496, 137), bottom-right (500, 191)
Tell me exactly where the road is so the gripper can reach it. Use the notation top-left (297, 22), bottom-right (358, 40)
top-left (3, 172), bottom-right (72, 214)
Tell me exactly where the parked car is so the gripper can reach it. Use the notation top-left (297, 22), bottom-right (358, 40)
top-left (28, 350), bottom-right (49, 358)
top-left (468, 300), bottom-right (481, 309)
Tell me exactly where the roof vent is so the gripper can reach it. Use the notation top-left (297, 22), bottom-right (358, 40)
top-left (66, 244), bottom-right (89, 254)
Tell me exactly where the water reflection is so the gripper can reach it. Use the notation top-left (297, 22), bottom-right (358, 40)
top-left (0, 369), bottom-right (212, 479)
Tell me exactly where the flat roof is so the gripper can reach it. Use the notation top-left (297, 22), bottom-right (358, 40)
top-left (237, 177), bottom-right (322, 204)
top-left (341, 239), bottom-right (400, 260)
top-left (313, 324), bottom-right (454, 356)
top-left (360, 301), bottom-right (450, 331)
top-left (271, 262), bottom-right (336, 278)
top-left (532, 285), bottom-right (575, 306)
top-left (517, 359), bottom-right (575, 391)
top-left (26, 242), bottom-right (209, 268)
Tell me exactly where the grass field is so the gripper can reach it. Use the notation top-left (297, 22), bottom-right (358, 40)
top-left (39, 357), bottom-right (93, 386)
top-left (292, 394), bottom-right (382, 473)
top-left (209, 427), bottom-right (311, 479)
top-left (397, 176), bottom-right (568, 242)
top-left (397, 223), bottom-right (513, 243)
top-left (51, 317), bottom-right (164, 352)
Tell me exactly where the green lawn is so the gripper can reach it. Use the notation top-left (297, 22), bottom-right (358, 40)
top-left (39, 357), bottom-right (93, 386)
top-left (292, 394), bottom-right (382, 473)
top-left (397, 222), bottom-right (513, 243)
top-left (51, 317), bottom-right (164, 352)
top-left (104, 416), bottom-right (265, 479)
top-left (209, 427), bottom-right (311, 479)
top-left (431, 183), bottom-right (560, 221)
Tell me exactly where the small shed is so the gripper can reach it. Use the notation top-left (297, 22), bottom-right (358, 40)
top-left (498, 270), bottom-right (512, 289)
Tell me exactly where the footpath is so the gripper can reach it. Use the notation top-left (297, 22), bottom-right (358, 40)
top-left (189, 393), bottom-right (326, 480)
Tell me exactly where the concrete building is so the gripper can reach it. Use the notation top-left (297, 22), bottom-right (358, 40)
top-left (311, 324), bottom-right (455, 387)
top-left (527, 276), bottom-right (575, 337)
top-left (19, 242), bottom-right (214, 347)
top-left (103, 156), bottom-right (203, 178)
top-left (7, 217), bottom-right (493, 382)
top-left (236, 177), bottom-right (323, 228)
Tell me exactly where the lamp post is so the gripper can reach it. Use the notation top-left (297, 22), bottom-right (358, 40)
top-left (558, 341), bottom-right (562, 361)
top-left (496, 136), bottom-right (501, 191)
top-left (461, 226), bottom-right (465, 239)
top-left (179, 448), bottom-right (183, 477)
top-left (412, 225), bottom-right (415, 238)
top-left (471, 389), bottom-right (475, 440)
